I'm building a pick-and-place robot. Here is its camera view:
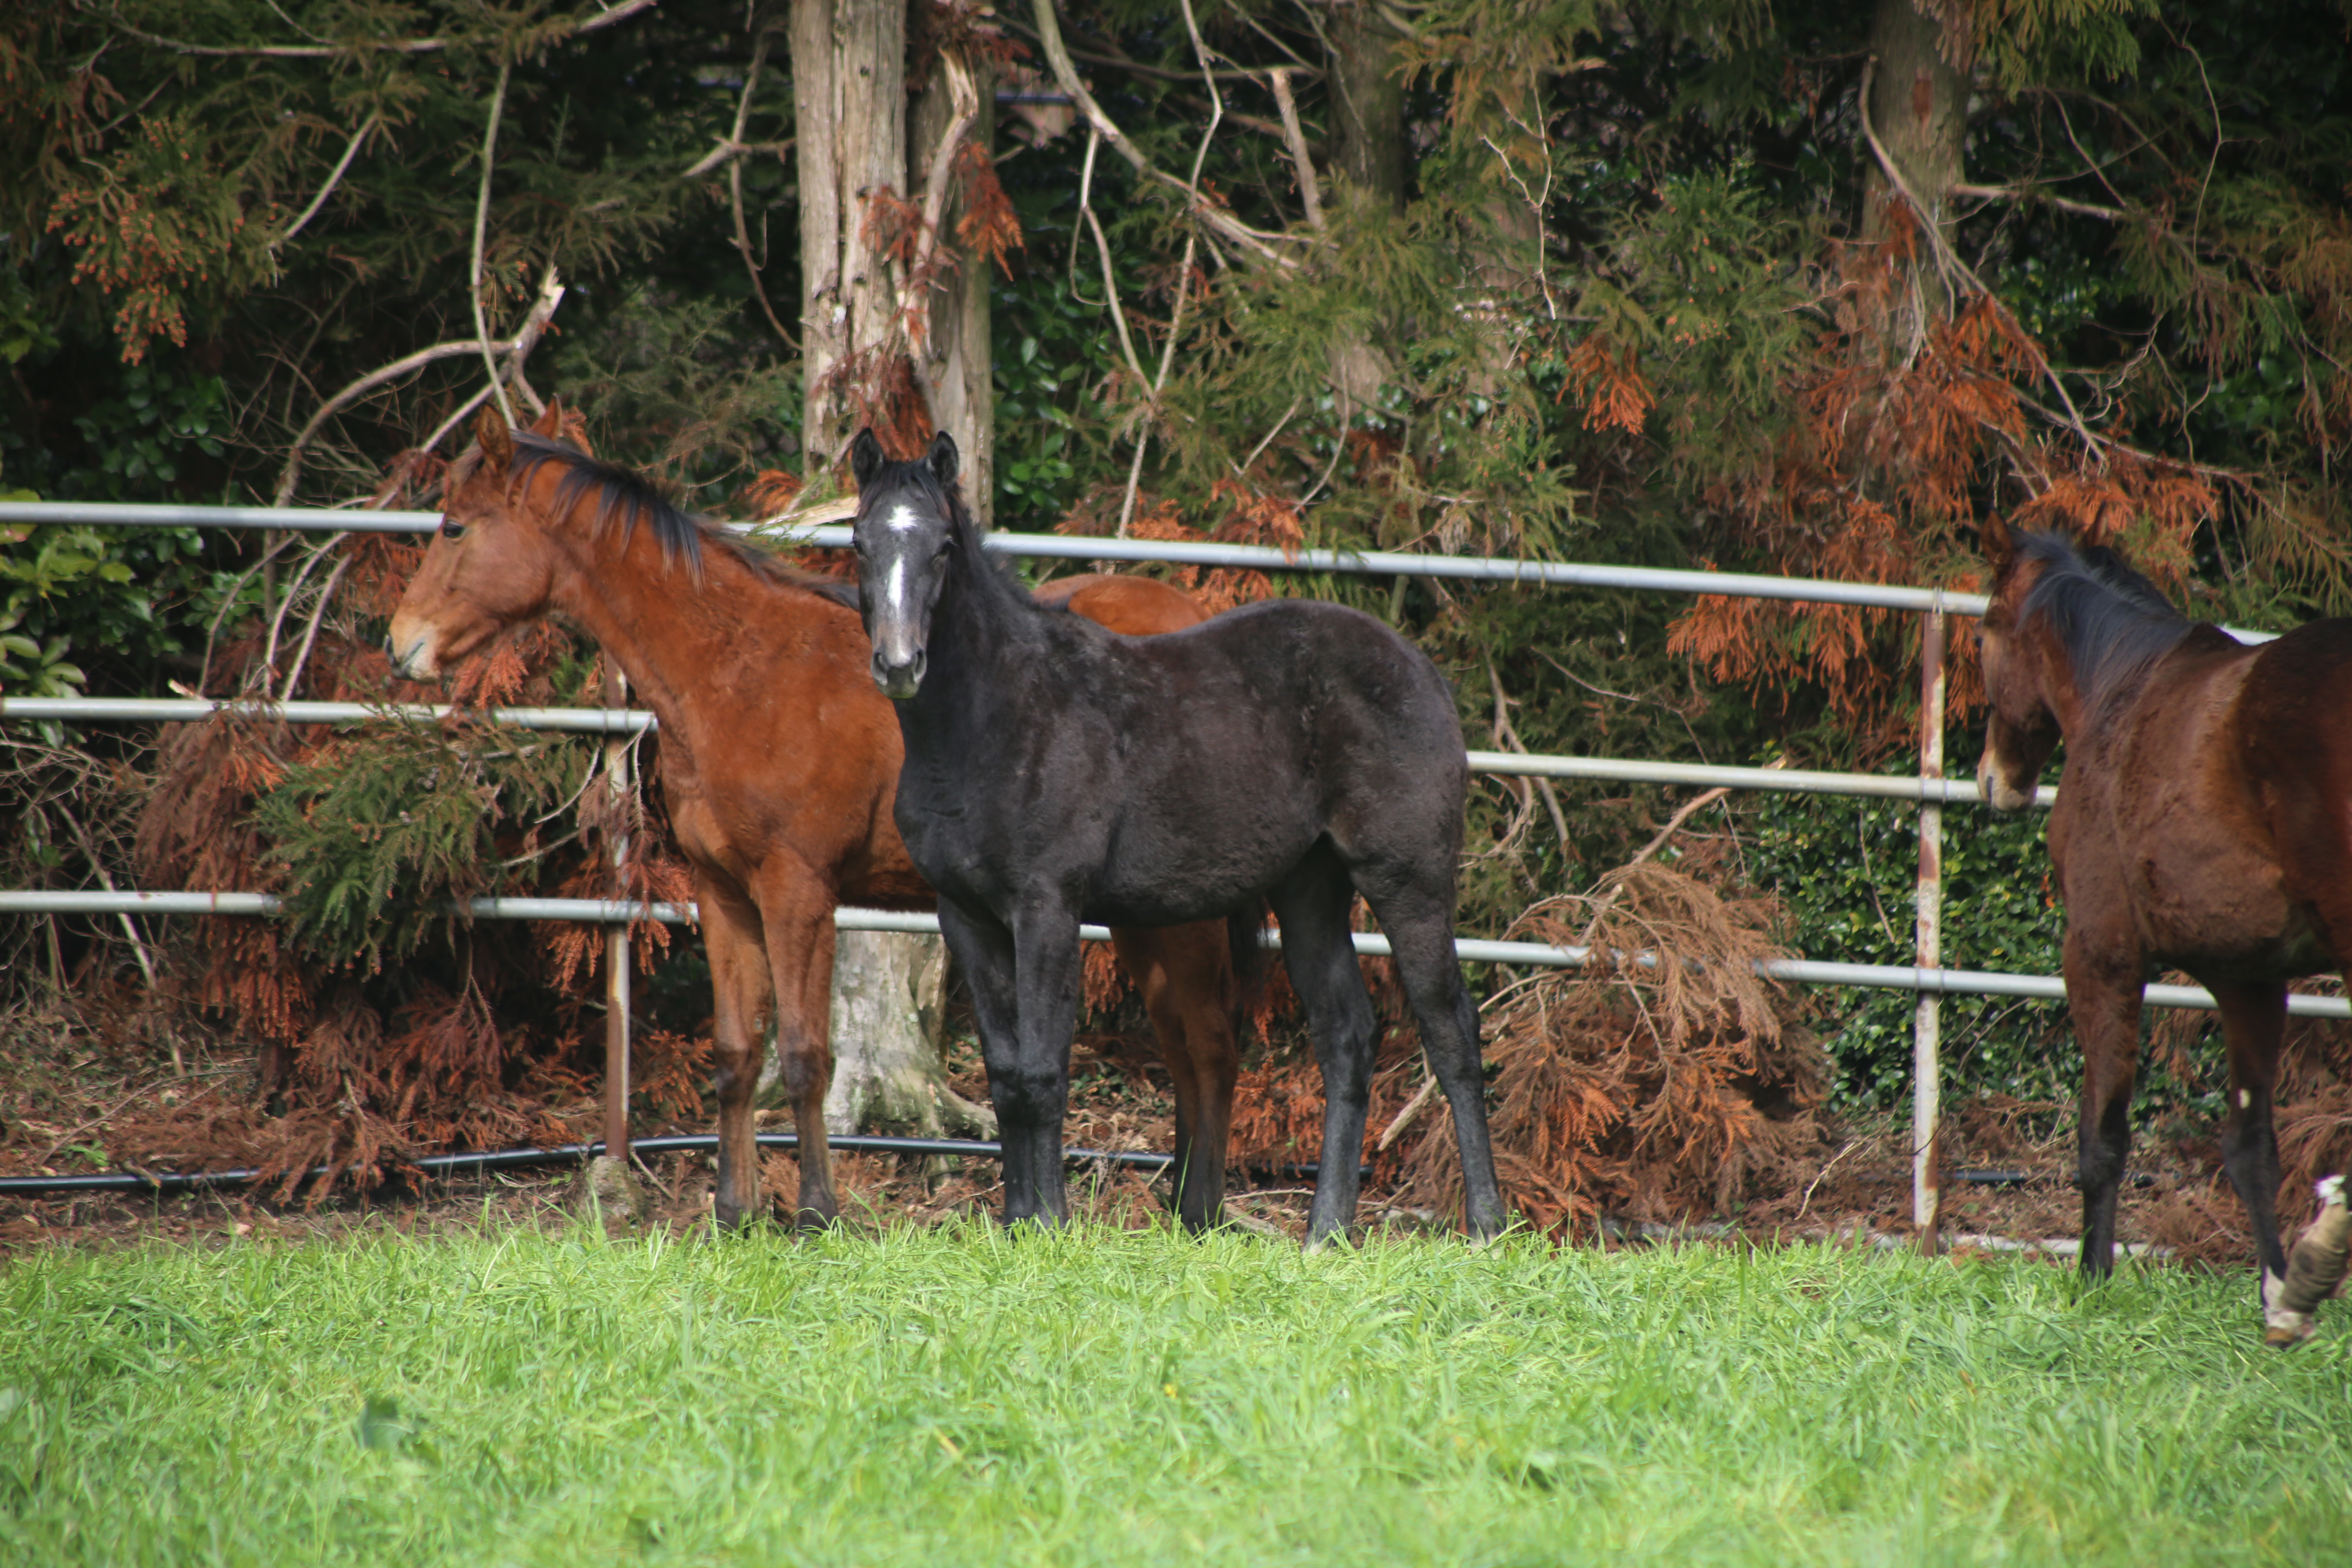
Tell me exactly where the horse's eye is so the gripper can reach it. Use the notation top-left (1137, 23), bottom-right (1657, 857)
top-left (440, 519), bottom-right (466, 541)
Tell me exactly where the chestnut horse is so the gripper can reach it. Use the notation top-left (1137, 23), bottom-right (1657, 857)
top-left (1977, 520), bottom-right (2352, 1342)
top-left (387, 404), bottom-right (1240, 1230)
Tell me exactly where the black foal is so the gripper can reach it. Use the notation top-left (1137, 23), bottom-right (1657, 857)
top-left (849, 429), bottom-right (1505, 1244)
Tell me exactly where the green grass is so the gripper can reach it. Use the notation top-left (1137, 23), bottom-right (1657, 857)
top-left (2, 1221), bottom-right (2347, 1566)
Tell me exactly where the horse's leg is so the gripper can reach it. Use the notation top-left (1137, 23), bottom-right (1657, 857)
top-left (1356, 878), bottom-right (1505, 1241)
top-left (2064, 937), bottom-right (2145, 1277)
top-left (1269, 848), bottom-right (1379, 1247)
top-left (757, 875), bottom-right (841, 1227)
top-left (939, 900), bottom-right (1064, 1227)
top-left (699, 877), bottom-right (775, 1232)
top-left (2205, 978), bottom-right (2292, 1328)
top-left (1115, 924), bottom-right (1238, 1233)
top-left (1113, 929), bottom-right (1199, 1221)
top-left (1004, 905), bottom-right (1085, 1227)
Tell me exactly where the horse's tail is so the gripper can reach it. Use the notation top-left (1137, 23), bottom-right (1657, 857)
top-left (1224, 902), bottom-right (1272, 1032)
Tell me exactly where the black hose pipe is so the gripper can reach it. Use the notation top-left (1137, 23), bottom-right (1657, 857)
top-left (0, 1133), bottom-right (1365, 1198)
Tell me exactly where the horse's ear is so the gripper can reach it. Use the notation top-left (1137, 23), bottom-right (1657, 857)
top-left (474, 405), bottom-right (515, 473)
top-left (851, 428), bottom-right (886, 492)
top-left (1982, 513), bottom-right (2015, 571)
top-left (927, 429), bottom-right (959, 488)
top-left (528, 397), bottom-right (566, 441)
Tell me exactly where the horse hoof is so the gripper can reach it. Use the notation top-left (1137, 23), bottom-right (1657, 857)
top-left (2264, 1311), bottom-right (2318, 1349)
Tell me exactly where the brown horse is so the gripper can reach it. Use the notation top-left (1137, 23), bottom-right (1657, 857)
top-left (1976, 519), bottom-right (2352, 1342)
top-left (387, 403), bottom-right (1240, 1230)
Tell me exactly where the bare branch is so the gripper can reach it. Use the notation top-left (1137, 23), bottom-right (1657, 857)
top-left (1858, 55), bottom-right (2101, 459)
top-left (702, 33), bottom-right (797, 350)
top-left (1176, 0), bottom-right (1222, 197)
top-left (996, 15), bottom-right (1296, 82)
top-left (423, 266), bottom-right (567, 450)
top-left (910, 52), bottom-right (983, 296)
top-left (279, 554), bottom-right (356, 702)
top-left (1085, 201), bottom-right (1151, 389)
top-left (274, 112), bottom-right (381, 248)
top-left (274, 266), bottom-right (564, 503)
top-left (1118, 234), bottom-right (1197, 537)
top-left (1028, 0), bottom-right (1298, 269)
top-left (277, 340), bottom-right (516, 504)
top-left (470, 59), bottom-right (517, 427)
top-left (1270, 69), bottom-right (1325, 230)
top-left (1949, 182), bottom-right (2126, 221)
top-left (107, 0), bottom-right (660, 59)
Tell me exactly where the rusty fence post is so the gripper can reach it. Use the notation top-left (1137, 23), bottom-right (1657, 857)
top-left (1914, 598), bottom-right (1946, 1254)
top-left (603, 664), bottom-right (632, 1164)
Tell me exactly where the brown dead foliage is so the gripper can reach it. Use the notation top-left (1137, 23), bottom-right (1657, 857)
top-left (1666, 209), bottom-right (2223, 755)
top-left (1225, 865), bottom-right (1828, 1234)
top-left (98, 530), bottom-right (702, 1192)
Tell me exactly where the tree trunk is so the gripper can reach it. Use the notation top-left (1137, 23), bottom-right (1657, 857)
top-left (792, 0), bottom-right (909, 466)
top-left (910, 51), bottom-right (996, 528)
top-left (1321, 7), bottom-right (1404, 422)
top-left (1863, 0), bottom-right (1970, 311)
top-left (788, 4), bottom-right (987, 1139)
top-left (823, 929), bottom-right (992, 1136)
top-left (1327, 4), bottom-right (1406, 210)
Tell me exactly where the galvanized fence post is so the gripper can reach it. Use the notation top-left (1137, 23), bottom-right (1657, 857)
top-left (603, 664), bottom-right (632, 1163)
top-left (1914, 598), bottom-right (1947, 1253)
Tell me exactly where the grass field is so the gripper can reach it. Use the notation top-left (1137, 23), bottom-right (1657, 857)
top-left (0, 1220), bottom-right (2346, 1566)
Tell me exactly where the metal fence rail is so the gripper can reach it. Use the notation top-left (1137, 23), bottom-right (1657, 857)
top-left (0, 695), bottom-right (2060, 807)
top-left (6, 890), bottom-right (2343, 1020)
top-left (0, 498), bottom-right (1993, 613)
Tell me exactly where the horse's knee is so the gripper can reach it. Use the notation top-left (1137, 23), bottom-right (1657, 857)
top-left (2076, 1143), bottom-right (2124, 1196)
top-left (773, 1038), bottom-right (830, 1105)
top-left (710, 1046), bottom-right (760, 1105)
top-left (991, 1063), bottom-right (1063, 1127)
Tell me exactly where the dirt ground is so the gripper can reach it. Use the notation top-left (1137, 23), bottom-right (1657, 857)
top-left (0, 1010), bottom-right (2272, 1273)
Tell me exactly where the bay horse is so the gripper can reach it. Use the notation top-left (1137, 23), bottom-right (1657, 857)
top-left (387, 403), bottom-right (1241, 1231)
top-left (849, 428), bottom-right (1506, 1245)
top-left (1976, 518), bottom-right (2352, 1343)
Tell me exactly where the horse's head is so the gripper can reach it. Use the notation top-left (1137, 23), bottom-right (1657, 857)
top-left (849, 427), bottom-right (964, 700)
top-left (387, 402), bottom-right (574, 679)
top-left (1974, 514), bottom-right (2062, 812)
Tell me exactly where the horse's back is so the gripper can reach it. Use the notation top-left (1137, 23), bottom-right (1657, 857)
top-left (1033, 572), bottom-right (1209, 637)
top-left (1115, 595), bottom-right (1468, 831)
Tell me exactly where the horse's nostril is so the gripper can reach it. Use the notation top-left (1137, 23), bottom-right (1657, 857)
top-left (382, 635), bottom-right (396, 662)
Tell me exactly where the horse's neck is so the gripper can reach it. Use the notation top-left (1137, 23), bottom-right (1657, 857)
top-left (544, 528), bottom-right (817, 748)
top-left (2033, 623), bottom-right (2095, 740)
top-left (901, 557), bottom-right (1041, 751)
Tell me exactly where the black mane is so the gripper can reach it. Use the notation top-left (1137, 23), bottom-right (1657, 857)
top-left (507, 432), bottom-right (858, 609)
top-left (2016, 530), bottom-right (2194, 704)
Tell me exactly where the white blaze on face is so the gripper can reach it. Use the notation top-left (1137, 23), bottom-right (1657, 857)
top-left (885, 506), bottom-right (921, 626)
top-left (873, 503), bottom-right (927, 670)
